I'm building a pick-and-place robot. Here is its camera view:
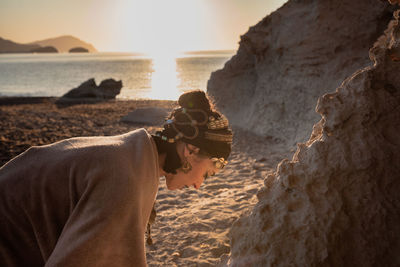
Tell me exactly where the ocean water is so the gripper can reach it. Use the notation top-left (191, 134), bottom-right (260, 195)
top-left (0, 51), bottom-right (234, 100)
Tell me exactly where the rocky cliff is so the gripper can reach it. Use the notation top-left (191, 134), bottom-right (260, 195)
top-left (225, 4), bottom-right (400, 267)
top-left (208, 0), bottom-right (395, 151)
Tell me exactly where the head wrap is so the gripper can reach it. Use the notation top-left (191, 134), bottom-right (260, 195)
top-left (155, 107), bottom-right (233, 159)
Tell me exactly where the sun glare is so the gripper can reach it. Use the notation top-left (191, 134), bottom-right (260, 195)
top-left (147, 54), bottom-right (181, 100)
top-left (130, 0), bottom-right (203, 100)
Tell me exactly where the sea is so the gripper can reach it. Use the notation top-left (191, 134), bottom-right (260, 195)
top-left (0, 51), bottom-right (234, 100)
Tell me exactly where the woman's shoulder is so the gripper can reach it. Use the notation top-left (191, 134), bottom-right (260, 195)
top-left (0, 128), bottom-right (155, 178)
top-left (60, 128), bottom-right (150, 151)
top-left (119, 128), bottom-right (151, 142)
top-left (68, 128), bottom-right (156, 168)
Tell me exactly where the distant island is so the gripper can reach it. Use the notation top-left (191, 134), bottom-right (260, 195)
top-left (0, 35), bottom-right (97, 54)
top-left (69, 47), bottom-right (89, 53)
top-left (31, 46), bottom-right (58, 53)
top-left (0, 37), bottom-right (40, 53)
top-left (29, 35), bottom-right (97, 53)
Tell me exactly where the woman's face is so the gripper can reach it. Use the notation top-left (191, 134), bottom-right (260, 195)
top-left (165, 144), bottom-right (220, 190)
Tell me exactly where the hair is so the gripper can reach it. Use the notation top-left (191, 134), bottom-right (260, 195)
top-left (152, 90), bottom-right (232, 174)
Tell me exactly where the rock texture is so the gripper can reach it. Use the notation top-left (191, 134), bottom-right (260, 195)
top-left (208, 0), bottom-right (395, 150)
top-left (226, 7), bottom-right (400, 267)
top-left (61, 78), bottom-right (122, 99)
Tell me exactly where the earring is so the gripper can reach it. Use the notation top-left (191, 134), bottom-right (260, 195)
top-left (181, 160), bottom-right (192, 173)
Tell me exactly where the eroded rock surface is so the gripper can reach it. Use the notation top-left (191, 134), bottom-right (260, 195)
top-left (208, 0), bottom-right (395, 150)
top-left (226, 8), bottom-right (400, 267)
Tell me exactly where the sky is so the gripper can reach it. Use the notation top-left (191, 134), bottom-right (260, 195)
top-left (0, 0), bottom-right (287, 54)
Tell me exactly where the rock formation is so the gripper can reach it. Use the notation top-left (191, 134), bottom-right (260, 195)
top-left (207, 0), bottom-right (395, 151)
top-left (226, 5), bottom-right (400, 267)
top-left (69, 47), bottom-right (89, 53)
top-left (60, 78), bottom-right (122, 99)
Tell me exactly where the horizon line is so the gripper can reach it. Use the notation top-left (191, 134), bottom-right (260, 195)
top-left (94, 49), bottom-right (237, 55)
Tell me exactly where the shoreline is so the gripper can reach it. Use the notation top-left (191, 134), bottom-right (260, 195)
top-left (0, 96), bottom-right (177, 106)
top-left (0, 96), bottom-right (58, 106)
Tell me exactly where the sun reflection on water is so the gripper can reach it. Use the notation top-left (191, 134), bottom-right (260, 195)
top-left (147, 54), bottom-right (181, 100)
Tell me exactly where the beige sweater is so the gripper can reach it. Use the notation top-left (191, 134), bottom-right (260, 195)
top-left (0, 128), bottom-right (159, 267)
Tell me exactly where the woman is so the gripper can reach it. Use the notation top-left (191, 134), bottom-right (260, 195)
top-left (0, 90), bottom-right (233, 267)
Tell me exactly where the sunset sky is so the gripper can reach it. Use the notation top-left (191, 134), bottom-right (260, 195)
top-left (0, 0), bottom-right (287, 54)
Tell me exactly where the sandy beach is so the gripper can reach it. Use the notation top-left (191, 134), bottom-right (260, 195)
top-left (0, 97), bottom-right (288, 266)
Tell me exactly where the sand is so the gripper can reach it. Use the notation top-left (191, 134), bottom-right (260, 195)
top-left (0, 97), bottom-right (285, 266)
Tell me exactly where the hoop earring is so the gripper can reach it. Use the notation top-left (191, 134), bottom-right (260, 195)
top-left (181, 160), bottom-right (192, 173)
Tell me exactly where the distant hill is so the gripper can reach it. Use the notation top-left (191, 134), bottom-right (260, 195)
top-left (29, 35), bottom-right (97, 53)
top-left (0, 37), bottom-right (40, 53)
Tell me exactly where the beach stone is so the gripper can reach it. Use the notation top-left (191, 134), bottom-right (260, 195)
top-left (61, 78), bottom-right (122, 99)
top-left (226, 6), bottom-right (400, 267)
top-left (121, 107), bottom-right (170, 125)
top-left (207, 0), bottom-right (396, 152)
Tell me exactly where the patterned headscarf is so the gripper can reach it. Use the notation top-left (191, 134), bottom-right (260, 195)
top-left (155, 106), bottom-right (233, 160)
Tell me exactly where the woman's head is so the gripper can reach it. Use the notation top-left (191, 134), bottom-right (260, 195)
top-left (153, 90), bottom-right (233, 190)
top-left (163, 142), bottom-right (225, 190)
